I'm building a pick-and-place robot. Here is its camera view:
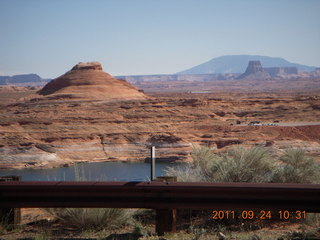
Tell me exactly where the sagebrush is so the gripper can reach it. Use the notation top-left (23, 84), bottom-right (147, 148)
top-left (166, 145), bottom-right (320, 184)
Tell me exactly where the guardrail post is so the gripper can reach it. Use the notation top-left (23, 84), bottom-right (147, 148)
top-left (0, 176), bottom-right (21, 226)
top-left (151, 146), bottom-right (155, 181)
top-left (155, 176), bottom-right (177, 236)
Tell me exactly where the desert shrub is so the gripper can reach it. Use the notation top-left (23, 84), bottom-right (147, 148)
top-left (165, 145), bottom-right (221, 182)
top-left (212, 146), bottom-right (274, 183)
top-left (272, 148), bottom-right (320, 183)
top-left (165, 163), bottom-right (205, 182)
top-left (167, 145), bottom-right (274, 183)
top-left (168, 145), bottom-right (320, 184)
top-left (190, 145), bottom-right (221, 179)
top-left (46, 208), bottom-right (133, 230)
top-left (166, 146), bottom-right (217, 182)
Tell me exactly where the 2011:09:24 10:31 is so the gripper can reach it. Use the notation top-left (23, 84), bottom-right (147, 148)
top-left (212, 210), bottom-right (307, 220)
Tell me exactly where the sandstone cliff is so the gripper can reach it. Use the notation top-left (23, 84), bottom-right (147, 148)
top-left (38, 62), bottom-right (147, 101)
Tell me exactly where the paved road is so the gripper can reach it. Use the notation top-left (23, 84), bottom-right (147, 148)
top-left (239, 122), bottom-right (320, 127)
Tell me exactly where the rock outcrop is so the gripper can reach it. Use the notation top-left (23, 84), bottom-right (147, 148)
top-left (71, 62), bottom-right (103, 71)
top-left (237, 61), bottom-right (271, 80)
top-left (38, 62), bottom-right (147, 100)
top-left (264, 67), bottom-right (298, 77)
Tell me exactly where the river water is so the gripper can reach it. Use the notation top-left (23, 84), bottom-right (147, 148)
top-left (0, 162), bottom-right (187, 181)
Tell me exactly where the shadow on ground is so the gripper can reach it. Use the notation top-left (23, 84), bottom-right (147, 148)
top-left (14, 233), bottom-right (143, 240)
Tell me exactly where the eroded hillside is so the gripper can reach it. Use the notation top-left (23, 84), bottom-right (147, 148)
top-left (1, 90), bottom-right (319, 169)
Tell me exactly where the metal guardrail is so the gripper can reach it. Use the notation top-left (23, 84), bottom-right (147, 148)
top-left (0, 175), bottom-right (21, 226)
top-left (0, 181), bottom-right (319, 212)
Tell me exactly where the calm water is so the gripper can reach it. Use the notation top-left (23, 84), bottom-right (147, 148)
top-left (0, 162), bottom-right (187, 181)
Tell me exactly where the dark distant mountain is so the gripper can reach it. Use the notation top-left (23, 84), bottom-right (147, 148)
top-left (0, 74), bottom-right (50, 86)
top-left (177, 55), bottom-right (317, 74)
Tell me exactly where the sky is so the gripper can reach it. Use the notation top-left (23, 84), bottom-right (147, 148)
top-left (0, 0), bottom-right (319, 78)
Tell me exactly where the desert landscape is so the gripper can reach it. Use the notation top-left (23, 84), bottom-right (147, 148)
top-left (1, 1), bottom-right (320, 238)
top-left (1, 62), bottom-right (320, 239)
top-left (1, 61), bottom-right (319, 170)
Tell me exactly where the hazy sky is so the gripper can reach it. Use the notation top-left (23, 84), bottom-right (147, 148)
top-left (0, 0), bottom-right (319, 78)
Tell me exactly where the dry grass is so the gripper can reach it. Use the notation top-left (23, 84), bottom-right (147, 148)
top-left (44, 208), bottom-right (134, 231)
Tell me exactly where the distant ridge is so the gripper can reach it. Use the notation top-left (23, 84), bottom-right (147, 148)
top-left (0, 74), bottom-right (49, 86)
top-left (177, 55), bottom-right (317, 74)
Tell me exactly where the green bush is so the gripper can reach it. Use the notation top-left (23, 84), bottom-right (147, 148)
top-left (212, 146), bottom-right (274, 182)
top-left (166, 145), bottom-right (220, 182)
top-left (272, 148), bottom-right (320, 183)
top-left (167, 145), bottom-right (274, 183)
top-left (166, 163), bottom-right (205, 182)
